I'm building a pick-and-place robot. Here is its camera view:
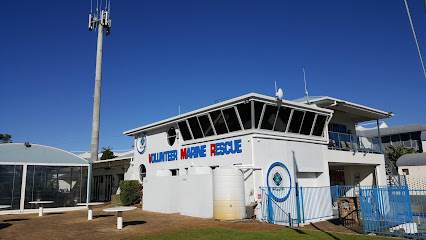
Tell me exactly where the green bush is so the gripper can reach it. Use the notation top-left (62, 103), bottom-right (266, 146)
top-left (119, 180), bottom-right (141, 206)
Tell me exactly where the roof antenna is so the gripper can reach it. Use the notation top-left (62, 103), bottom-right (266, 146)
top-left (275, 81), bottom-right (283, 101)
top-left (303, 68), bottom-right (310, 104)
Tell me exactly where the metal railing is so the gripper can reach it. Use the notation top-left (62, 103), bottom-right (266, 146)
top-left (328, 131), bottom-right (382, 154)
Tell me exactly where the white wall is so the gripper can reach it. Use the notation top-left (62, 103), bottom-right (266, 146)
top-left (142, 176), bottom-right (180, 214)
top-left (179, 171), bottom-right (213, 218)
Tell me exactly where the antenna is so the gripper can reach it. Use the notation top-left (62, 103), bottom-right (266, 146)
top-left (303, 68), bottom-right (310, 104)
top-left (179, 105), bottom-right (181, 115)
top-left (275, 81), bottom-right (283, 101)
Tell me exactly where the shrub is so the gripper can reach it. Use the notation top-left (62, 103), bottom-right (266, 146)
top-left (119, 180), bottom-right (141, 206)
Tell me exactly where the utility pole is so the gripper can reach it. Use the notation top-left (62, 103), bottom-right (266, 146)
top-left (87, 7), bottom-right (111, 202)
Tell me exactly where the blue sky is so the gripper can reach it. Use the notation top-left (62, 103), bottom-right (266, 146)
top-left (1, 0), bottom-right (426, 153)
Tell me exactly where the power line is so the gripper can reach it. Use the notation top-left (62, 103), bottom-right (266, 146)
top-left (403, 0), bottom-right (426, 80)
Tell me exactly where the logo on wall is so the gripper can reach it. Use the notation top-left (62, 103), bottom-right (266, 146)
top-left (267, 162), bottom-right (292, 202)
top-left (136, 134), bottom-right (147, 154)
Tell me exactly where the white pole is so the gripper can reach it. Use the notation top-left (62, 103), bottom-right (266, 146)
top-left (88, 206), bottom-right (93, 220)
top-left (117, 211), bottom-right (123, 229)
top-left (19, 164), bottom-right (27, 213)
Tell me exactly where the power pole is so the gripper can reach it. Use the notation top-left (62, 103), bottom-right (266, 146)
top-left (87, 7), bottom-right (111, 202)
top-left (88, 9), bottom-right (111, 163)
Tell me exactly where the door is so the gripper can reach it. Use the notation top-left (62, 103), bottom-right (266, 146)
top-left (105, 175), bottom-right (112, 202)
top-left (93, 176), bottom-right (101, 201)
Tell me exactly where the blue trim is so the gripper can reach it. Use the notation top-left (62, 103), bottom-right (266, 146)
top-left (267, 162), bottom-right (292, 202)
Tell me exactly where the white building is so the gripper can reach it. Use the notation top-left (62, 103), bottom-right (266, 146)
top-left (117, 93), bottom-right (393, 222)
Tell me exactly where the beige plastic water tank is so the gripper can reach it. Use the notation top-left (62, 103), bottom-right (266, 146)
top-left (213, 167), bottom-right (246, 220)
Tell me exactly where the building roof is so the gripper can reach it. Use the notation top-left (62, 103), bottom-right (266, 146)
top-left (123, 93), bottom-right (333, 136)
top-left (78, 150), bottom-right (134, 162)
top-left (292, 96), bottom-right (393, 123)
top-left (396, 153), bottom-right (426, 167)
top-left (357, 123), bottom-right (426, 138)
top-left (0, 143), bottom-right (89, 165)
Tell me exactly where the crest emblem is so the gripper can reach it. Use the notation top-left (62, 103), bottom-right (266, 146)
top-left (136, 134), bottom-right (147, 154)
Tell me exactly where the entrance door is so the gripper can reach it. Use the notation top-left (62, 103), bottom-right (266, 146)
top-left (93, 176), bottom-right (101, 201)
top-left (105, 175), bottom-right (112, 202)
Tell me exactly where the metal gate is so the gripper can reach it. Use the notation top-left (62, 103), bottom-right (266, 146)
top-left (259, 187), bottom-right (300, 226)
top-left (359, 186), bottom-right (417, 237)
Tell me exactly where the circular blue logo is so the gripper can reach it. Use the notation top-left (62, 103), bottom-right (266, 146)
top-left (136, 134), bottom-right (147, 154)
top-left (267, 162), bottom-right (292, 202)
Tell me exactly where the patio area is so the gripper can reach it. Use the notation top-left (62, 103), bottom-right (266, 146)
top-left (0, 205), bottom-right (360, 240)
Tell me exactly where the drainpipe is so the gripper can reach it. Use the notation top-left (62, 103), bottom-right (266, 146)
top-left (377, 120), bottom-right (383, 153)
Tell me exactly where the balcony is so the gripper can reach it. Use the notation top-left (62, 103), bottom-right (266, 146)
top-left (328, 131), bottom-right (382, 154)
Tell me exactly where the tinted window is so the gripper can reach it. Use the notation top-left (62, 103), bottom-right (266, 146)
top-left (260, 105), bottom-right (278, 130)
top-left (274, 106), bottom-right (291, 132)
top-left (400, 133), bottom-right (410, 141)
top-left (177, 121), bottom-right (192, 141)
top-left (222, 107), bottom-right (241, 132)
top-left (312, 115), bottom-right (327, 136)
top-left (187, 117), bottom-right (203, 139)
top-left (210, 110), bottom-right (228, 135)
top-left (382, 136), bottom-right (390, 143)
top-left (288, 110), bottom-right (304, 133)
top-left (167, 127), bottom-right (176, 146)
top-left (198, 115), bottom-right (215, 137)
top-left (332, 123), bottom-right (339, 133)
top-left (391, 135), bottom-right (400, 142)
top-left (254, 101), bottom-right (264, 129)
top-left (300, 112), bottom-right (316, 135)
top-left (236, 102), bottom-right (252, 129)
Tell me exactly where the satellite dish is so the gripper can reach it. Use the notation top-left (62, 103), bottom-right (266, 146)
top-left (276, 88), bottom-right (283, 100)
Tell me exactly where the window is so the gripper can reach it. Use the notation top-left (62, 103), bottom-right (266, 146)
top-left (288, 110), bottom-right (304, 133)
top-left (260, 105), bottom-right (278, 130)
top-left (329, 123), bottom-right (347, 134)
top-left (178, 121), bottom-right (192, 141)
top-left (274, 106), bottom-right (291, 132)
top-left (236, 102), bottom-right (252, 129)
top-left (254, 101), bottom-right (264, 129)
top-left (187, 117), bottom-right (203, 139)
top-left (167, 127), bottom-right (177, 146)
top-left (210, 110), bottom-right (228, 135)
top-left (222, 107), bottom-right (241, 132)
top-left (139, 164), bottom-right (146, 182)
top-left (300, 112), bottom-right (316, 135)
top-left (198, 115), bottom-right (215, 137)
top-left (391, 135), bottom-right (401, 143)
top-left (312, 115), bottom-right (327, 136)
top-left (170, 169), bottom-right (179, 176)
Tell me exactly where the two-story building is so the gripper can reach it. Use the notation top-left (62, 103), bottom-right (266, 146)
top-left (118, 93), bottom-right (392, 221)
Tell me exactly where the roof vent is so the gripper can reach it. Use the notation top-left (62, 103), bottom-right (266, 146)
top-left (24, 142), bottom-right (31, 147)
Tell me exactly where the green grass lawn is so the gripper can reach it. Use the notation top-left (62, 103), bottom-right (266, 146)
top-left (126, 227), bottom-right (389, 240)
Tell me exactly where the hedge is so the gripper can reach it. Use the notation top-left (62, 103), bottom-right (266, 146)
top-left (119, 180), bottom-right (142, 206)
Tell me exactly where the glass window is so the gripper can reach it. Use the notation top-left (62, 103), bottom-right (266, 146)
top-left (339, 125), bottom-right (347, 134)
top-left (260, 105), bottom-right (278, 130)
top-left (274, 106), bottom-right (291, 132)
top-left (236, 102), bottom-right (252, 129)
top-left (187, 117), bottom-right (203, 139)
top-left (254, 101), bottom-right (264, 129)
top-left (400, 133), bottom-right (410, 141)
top-left (0, 164), bottom-right (23, 209)
top-left (170, 169), bottom-right (179, 176)
top-left (391, 135), bottom-right (401, 143)
top-left (332, 123), bottom-right (339, 133)
top-left (410, 132), bottom-right (421, 140)
top-left (312, 115), bottom-right (327, 136)
top-left (167, 127), bottom-right (176, 146)
top-left (139, 164), bottom-right (146, 182)
top-left (222, 107), bottom-right (241, 132)
top-left (288, 110), bottom-right (304, 133)
top-left (177, 121), bottom-right (192, 141)
top-left (300, 112), bottom-right (316, 135)
top-left (209, 110), bottom-right (228, 135)
top-left (198, 115), bottom-right (215, 137)
top-left (25, 166), bottom-right (87, 209)
top-left (382, 136), bottom-right (390, 143)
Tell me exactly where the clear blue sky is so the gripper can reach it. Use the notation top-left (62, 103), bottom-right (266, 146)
top-left (1, 0), bottom-right (426, 153)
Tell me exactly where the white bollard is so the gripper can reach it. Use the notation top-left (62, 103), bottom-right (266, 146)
top-left (117, 211), bottom-right (123, 230)
top-left (88, 206), bottom-right (93, 220)
top-left (39, 205), bottom-right (43, 216)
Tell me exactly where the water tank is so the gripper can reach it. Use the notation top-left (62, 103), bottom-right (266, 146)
top-left (213, 167), bottom-right (246, 220)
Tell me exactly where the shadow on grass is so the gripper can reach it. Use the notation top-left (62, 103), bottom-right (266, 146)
top-left (124, 221), bottom-right (147, 227)
top-left (285, 227), bottom-right (307, 234)
top-left (94, 214), bottom-right (114, 218)
top-left (3, 218), bottom-right (28, 222)
top-left (310, 223), bottom-right (341, 240)
top-left (0, 223), bottom-right (12, 230)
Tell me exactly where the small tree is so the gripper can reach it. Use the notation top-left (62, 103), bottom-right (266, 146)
top-left (100, 146), bottom-right (116, 160)
top-left (0, 134), bottom-right (12, 143)
top-left (385, 145), bottom-right (418, 167)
